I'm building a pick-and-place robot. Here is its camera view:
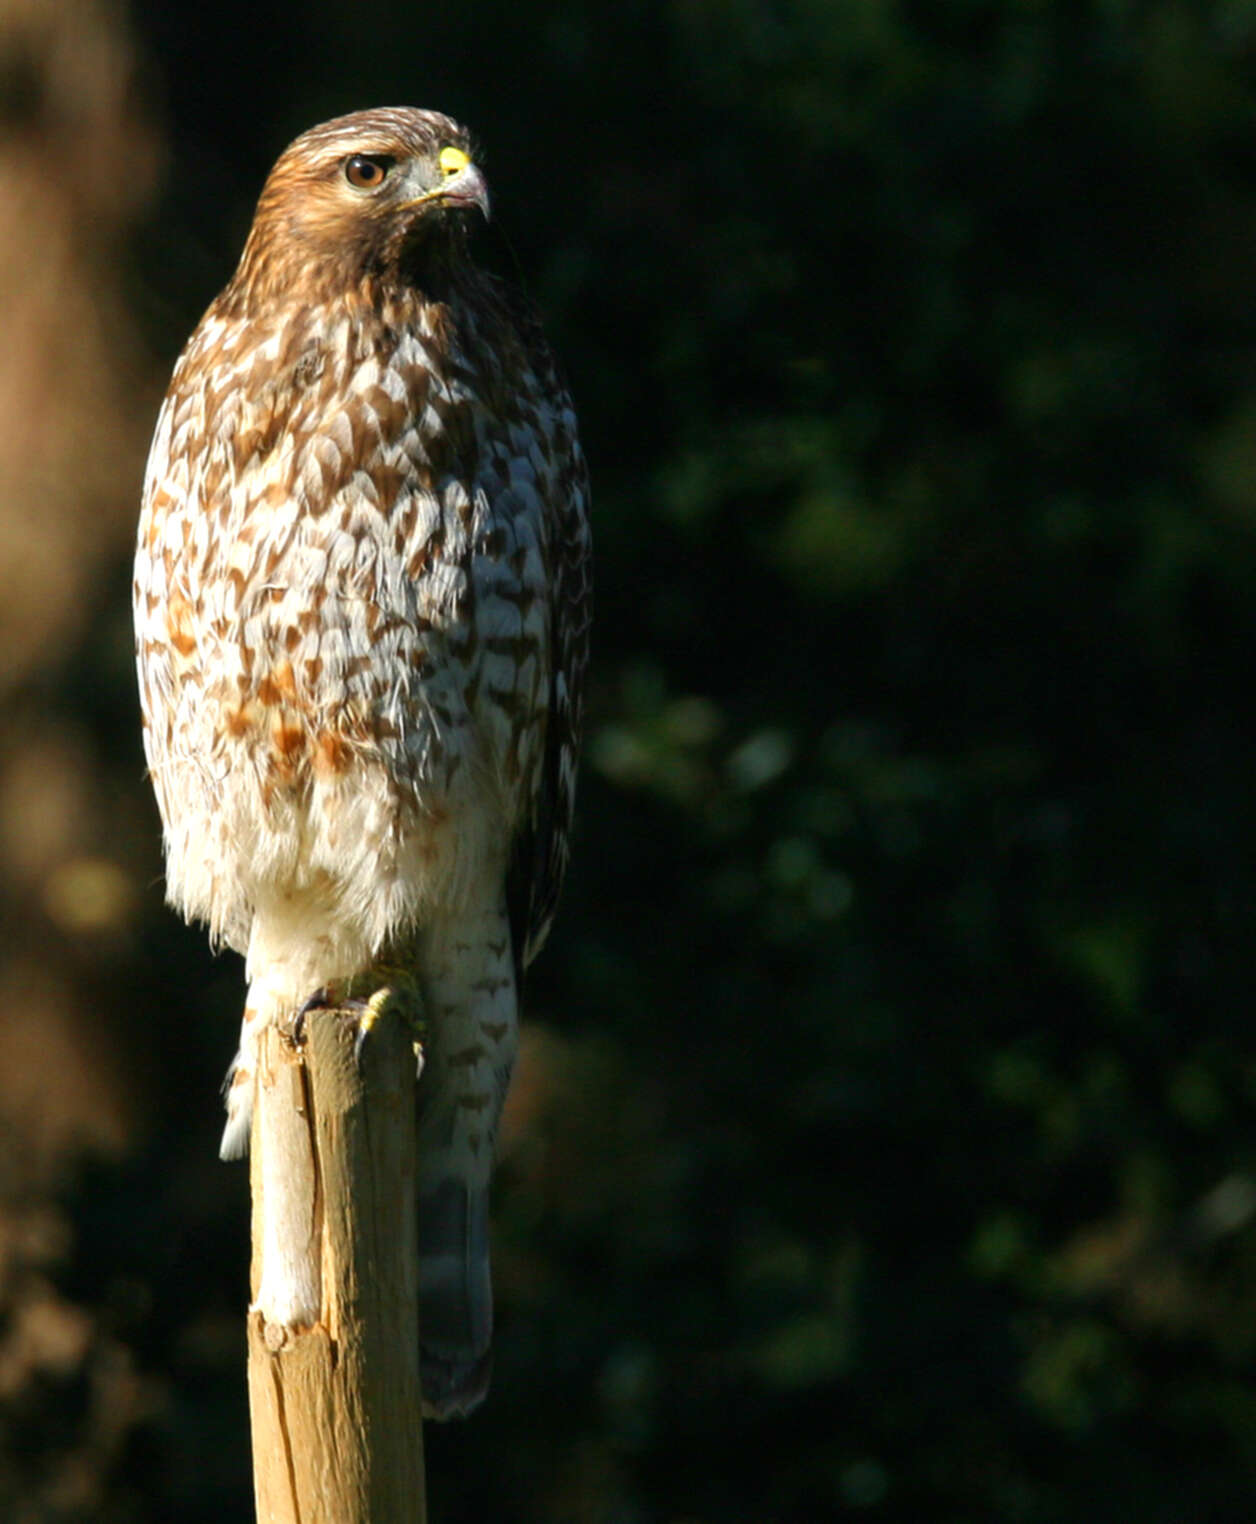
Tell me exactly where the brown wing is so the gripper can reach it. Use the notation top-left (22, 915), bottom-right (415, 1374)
top-left (502, 311), bottom-right (592, 980)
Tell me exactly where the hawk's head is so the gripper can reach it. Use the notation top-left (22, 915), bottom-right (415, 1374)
top-left (233, 107), bottom-right (490, 303)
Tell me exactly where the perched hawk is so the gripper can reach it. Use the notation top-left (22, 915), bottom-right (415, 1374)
top-left (133, 108), bottom-right (591, 1417)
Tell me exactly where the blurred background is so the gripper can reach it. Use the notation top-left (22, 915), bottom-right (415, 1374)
top-left (2, 0), bottom-right (1256, 1518)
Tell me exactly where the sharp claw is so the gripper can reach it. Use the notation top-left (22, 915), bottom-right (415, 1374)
top-left (289, 985), bottom-right (336, 1045)
top-left (297, 984), bottom-right (336, 1018)
top-left (351, 988), bottom-right (391, 1068)
top-left (352, 1018), bottom-right (371, 1068)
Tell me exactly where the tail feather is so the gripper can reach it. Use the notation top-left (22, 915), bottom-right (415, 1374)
top-left (219, 996), bottom-right (271, 1160)
top-left (219, 1064), bottom-right (253, 1160)
top-left (413, 895), bottom-right (517, 1419)
top-left (418, 1177), bottom-right (494, 1417)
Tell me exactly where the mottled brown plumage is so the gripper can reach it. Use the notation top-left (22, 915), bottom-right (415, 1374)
top-left (133, 108), bottom-right (591, 1416)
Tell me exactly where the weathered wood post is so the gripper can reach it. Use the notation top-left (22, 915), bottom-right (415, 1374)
top-left (246, 1007), bottom-right (426, 1522)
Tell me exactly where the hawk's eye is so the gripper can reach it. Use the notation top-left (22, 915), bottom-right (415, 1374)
top-left (344, 155), bottom-right (393, 190)
top-left (439, 146), bottom-right (470, 180)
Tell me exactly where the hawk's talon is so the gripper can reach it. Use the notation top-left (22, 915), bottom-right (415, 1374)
top-left (284, 984), bottom-right (341, 1047)
top-left (294, 979), bottom-right (423, 1073)
top-left (297, 985), bottom-right (337, 1017)
top-left (352, 989), bottom-right (387, 1068)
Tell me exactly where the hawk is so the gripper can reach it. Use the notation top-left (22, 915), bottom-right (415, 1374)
top-left (133, 108), bottom-right (591, 1417)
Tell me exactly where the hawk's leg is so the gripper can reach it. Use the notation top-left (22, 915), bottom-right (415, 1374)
top-left (294, 968), bottom-right (426, 1073)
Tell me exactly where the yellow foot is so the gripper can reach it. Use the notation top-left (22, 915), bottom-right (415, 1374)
top-left (295, 974), bottom-right (426, 1077)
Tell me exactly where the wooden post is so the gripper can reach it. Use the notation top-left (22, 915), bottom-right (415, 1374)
top-left (246, 1007), bottom-right (425, 1523)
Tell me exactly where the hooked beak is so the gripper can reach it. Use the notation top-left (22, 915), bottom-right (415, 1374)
top-left (440, 162), bottom-right (490, 220)
top-left (406, 162), bottom-right (490, 221)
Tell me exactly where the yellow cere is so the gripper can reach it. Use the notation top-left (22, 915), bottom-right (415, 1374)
top-left (440, 146), bottom-right (470, 179)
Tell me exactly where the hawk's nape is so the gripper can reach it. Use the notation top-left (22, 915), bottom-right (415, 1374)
top-left (133, 107), bottom-right (591, 1418)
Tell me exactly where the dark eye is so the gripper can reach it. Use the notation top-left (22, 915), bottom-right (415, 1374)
top-left (344, 154), bottom-right (393, 190)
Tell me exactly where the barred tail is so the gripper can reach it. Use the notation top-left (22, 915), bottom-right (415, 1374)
top-left (418, 1175), bottom-right (494, 1417)
top-left (414, 894), bottom-right (518, 1419)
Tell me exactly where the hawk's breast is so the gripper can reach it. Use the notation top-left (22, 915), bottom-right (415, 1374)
top-left (134, 293), bottom-right (555, 957)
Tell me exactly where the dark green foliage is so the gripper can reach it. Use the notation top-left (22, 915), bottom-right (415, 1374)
top-left (101, 1), bottom-right (1256, 1517)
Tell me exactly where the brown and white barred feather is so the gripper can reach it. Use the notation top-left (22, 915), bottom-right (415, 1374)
top-left (132, 108), bottom-right (590, 1418)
